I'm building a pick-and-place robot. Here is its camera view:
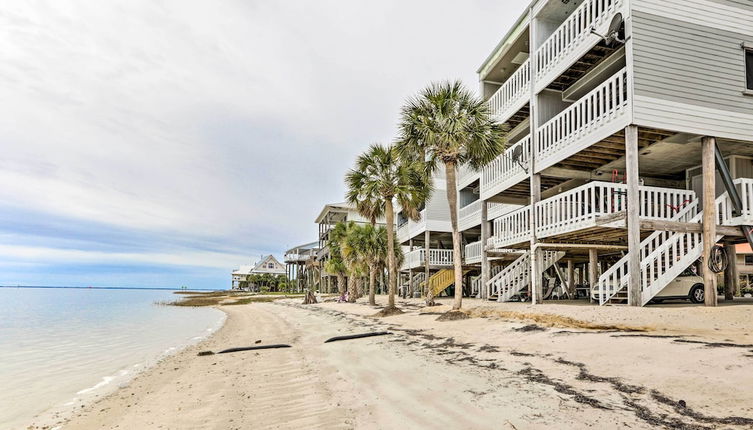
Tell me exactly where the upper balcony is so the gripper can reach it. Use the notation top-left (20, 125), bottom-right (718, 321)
top-left (535, 67), bottom-right (630, 172)
top-left (481, 134), bottom-right (531, 201)
top-left (397, 210), bottom-right (425, 244)
top-left (458, 199), bottom-right (518, 232)
top-left (457, 164), bottom-right (480, 190)
top-left (488, 59), bottom-right (531, 124)
top-left (534, 0), bottom-right (625, 93)
top-left (488, 181), bottom-right (696, 250)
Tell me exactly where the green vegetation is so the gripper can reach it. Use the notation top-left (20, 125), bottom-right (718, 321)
top-left (338, 81), bottom-right (506, 314)
top-left (345, 144), bottom-right (429, 314)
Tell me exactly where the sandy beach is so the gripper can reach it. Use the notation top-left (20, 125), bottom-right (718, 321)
top-left (39, 297), bottom-right (753, 429)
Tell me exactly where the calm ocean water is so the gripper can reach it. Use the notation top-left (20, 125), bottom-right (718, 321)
top-left (0, 287), bottom-right (225, 429)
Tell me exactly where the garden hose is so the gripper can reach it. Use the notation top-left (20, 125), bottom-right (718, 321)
top-left (707, 245), bottom-right (728, 274)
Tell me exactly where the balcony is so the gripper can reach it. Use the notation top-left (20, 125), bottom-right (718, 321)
top-left (458, 200), bottom-right (483, 231)
top-left (488, 181), bottom-right (697, 249)
top-left (481, 135), bottom-right (531, 201)
top-left (397, 209), bottom-right (426, 243)
top-left (464, 241), bottom-right (483, 265)
top-left (401, 248), bottom-right (454, 270)
top-left (535, 68), bottom-right (630, 172)
top-left (488, 59), bottom-right (530, 123)
top-left (457, 164), bottom-right (480, 190)
top-left (534, 0), bottom-right (624, 92)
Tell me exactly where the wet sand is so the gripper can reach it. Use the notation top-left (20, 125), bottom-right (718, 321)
top-left (44, 297), bottom-right (753, 429)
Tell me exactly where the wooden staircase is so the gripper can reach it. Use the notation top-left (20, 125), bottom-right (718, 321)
top-left (427, 269), bottom-right (469, 297)
top-left (487, 251), bottom-right (566, 302)
top-left (598, 181), bottom-right (752, 305)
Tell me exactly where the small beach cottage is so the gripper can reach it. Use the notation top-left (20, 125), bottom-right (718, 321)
top-left (231, 255), bottom-right (286, 291)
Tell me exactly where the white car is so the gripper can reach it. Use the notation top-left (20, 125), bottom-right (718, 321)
top-left (591, 268), bottom-right (705, 304)
top-left (651, 268), bottom-right (705, 304)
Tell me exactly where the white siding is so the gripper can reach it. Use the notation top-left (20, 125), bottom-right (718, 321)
top-left (631, 0), bottom-right (753, 141)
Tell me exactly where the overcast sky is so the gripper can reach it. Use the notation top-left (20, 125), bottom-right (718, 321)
top-left (0, 0), bottom-right (527, 289)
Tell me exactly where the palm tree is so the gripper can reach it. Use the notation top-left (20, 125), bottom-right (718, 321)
top-left (398, 81), bottom-right (507, 312)
top-left (343, 223), bottom-right (389, 306)
top-left (324, 221), bottom-right (349, 296)
top-left (340, 222), bottom-right (366, 303)
top-left (346, 144), bottom-right (431, 314)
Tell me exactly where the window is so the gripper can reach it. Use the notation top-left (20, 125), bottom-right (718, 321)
top-left (745, 255), bottom-right (753, 266)
top-left (746, 48), bottom-right (753, 91)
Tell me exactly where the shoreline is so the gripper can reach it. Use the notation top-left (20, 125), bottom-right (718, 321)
top-left (27, 306), bottom-right (227, 430)
top-left (45, 296), bottom-right (753, 429)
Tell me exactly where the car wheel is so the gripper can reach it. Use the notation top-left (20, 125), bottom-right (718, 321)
top-left (689, 284), bottom-right (705, 304)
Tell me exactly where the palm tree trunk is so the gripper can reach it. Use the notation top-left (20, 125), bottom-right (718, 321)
top-left (385, 199), bottom-right (397, 309)
top-left (337, 273), bottom-right (345, 295)
top-left (348, 275), bottom-right (357, 302)
top-left (368, 265), bottom-right (377, 306)
top-left (445, 161), bottom-right (464, 311)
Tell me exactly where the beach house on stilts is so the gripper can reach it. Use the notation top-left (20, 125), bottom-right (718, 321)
top-left (396, 169), bottom-right (458, 299)
top-left (460, 0), bottom-right (753, 306)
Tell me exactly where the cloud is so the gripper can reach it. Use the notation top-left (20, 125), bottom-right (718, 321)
top-left (0, 0), bottom-right (527, 287)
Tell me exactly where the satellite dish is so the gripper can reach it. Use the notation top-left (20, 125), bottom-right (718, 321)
top-left (591, 13), bottom-right (626, 47)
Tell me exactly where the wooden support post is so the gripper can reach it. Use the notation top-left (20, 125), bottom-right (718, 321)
top-left (424, 230), bottom-right (430, 297)
top-left (702, 136), bottom-right (718, 307)
top-left (724, 242), bottom-right (738, 301)
top-left (481, 201), bottom-right (490, 300)
top-left (625, 125), bottom-right (642, 306)
top-left (531, 173), bottom-right (543, 304)
top-left (589, 249), bottom-right (598, 304)
top-left (567, 260), bottom-right (575, 299)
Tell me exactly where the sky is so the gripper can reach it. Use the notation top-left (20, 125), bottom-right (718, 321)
top-left (0, 0), bottom-right (527, 289)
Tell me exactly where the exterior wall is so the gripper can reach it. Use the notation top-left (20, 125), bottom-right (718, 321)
top-left (631, 0), bottom-right (753, 141)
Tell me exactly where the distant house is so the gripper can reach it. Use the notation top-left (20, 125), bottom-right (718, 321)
top-left (231, 255), bottom-right (286, 291)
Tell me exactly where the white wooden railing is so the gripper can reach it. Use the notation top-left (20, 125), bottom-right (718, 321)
top-left (481, 135), bottom-right (531, 200)
top-left (641, 179), bottom-right (753, 304)
top-left (536, 68), bottom-right (629, 171)
top-left (459, 199), bottom-right (482, 220)
top-left (397, 209), bottom-right (427, 243)
top-left (598, 200), bottom-right (699, 304)
top-left (472, 266), bottom-right (505, 297)
top-left (489, 202), bottom-right (516, 220)
top-left (486, 251), bottom-right (565, 302)
top-left (489, 206), bottom-right (532, 249)
top-left (598, 179), bottom-right (753, 305)
top-left (459, 200), bottom-right (483, 230)
top-left (401, 248), bottom-right (454, 270)
top-left (488, 59), bottom-right (530, 122)
top-left (487, 253), bottom-right (529, 299)
top-left (458, 165), bottom-right (479, 188)
top-left (535, 0), bottom-right (622, 82)
top-left (536, 182), bottom-right (695, 239)
top-left (490, 181), bottom-right (698, 249)
top-left (465, 241), bottom-right (483, 264)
